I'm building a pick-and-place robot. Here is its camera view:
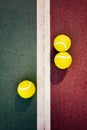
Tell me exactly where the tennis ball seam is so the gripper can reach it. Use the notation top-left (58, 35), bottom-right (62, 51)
top-left (18, 83), bottom-right (32, 90)
top-left (54, 41), bottom-right (68, 50)
top-left (56, 55), bottom-right (71, 59)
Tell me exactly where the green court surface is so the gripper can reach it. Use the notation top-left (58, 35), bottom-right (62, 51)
top-left (0, 0), bottom-right (37, 130)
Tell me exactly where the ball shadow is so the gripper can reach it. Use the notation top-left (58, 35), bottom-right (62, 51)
top-left (15, 94), bottom-right (33, 113)
top-left (50, 47), bottom-right (67, 85)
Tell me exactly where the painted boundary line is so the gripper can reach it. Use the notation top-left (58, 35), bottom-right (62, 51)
top-left (37, 0), bottom-right (50, 130)
top-left (37, 0), bottom-right (45, 130)
top-left (45, 0), bottom-right (50, 129)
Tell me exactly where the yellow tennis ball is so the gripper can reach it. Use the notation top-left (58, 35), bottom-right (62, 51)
top-left (54, 34), bottom-right (71, 52)
top-left (54, 52), bottom-right (72, 69)
top-left (17, 80), bottom-right (35, 99)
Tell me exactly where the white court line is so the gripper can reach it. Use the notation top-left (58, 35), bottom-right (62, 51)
top-left (44, 0), bottom-right (50, 130)
top-left (37, 0), bottom-right (50, 130)
top-left (37, 0), bottom-right (45, 130)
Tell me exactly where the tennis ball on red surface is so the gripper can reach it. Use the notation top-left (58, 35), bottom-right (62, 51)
top-left (54, 52), bottom-right (72, 69)
top-left (54, 34), bottom-right (71, 52)
top-left (17, 80), bottom-right (35, 99)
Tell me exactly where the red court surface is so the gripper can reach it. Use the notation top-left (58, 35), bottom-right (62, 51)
top-left (50, 0), bottom-right (87, 130)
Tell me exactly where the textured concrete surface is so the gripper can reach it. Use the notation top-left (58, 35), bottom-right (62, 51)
top-left (51, 0), bottom-right (87, 130)
top-left (0, 0), bottom-right (37, 130)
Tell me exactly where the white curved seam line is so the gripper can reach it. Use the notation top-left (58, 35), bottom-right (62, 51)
top-left (54, 42), bottom-right (67, 49)
top-left (56, 55), bottom-right (71, 59)
top-left (19, 83), bottom-right (31, 90)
